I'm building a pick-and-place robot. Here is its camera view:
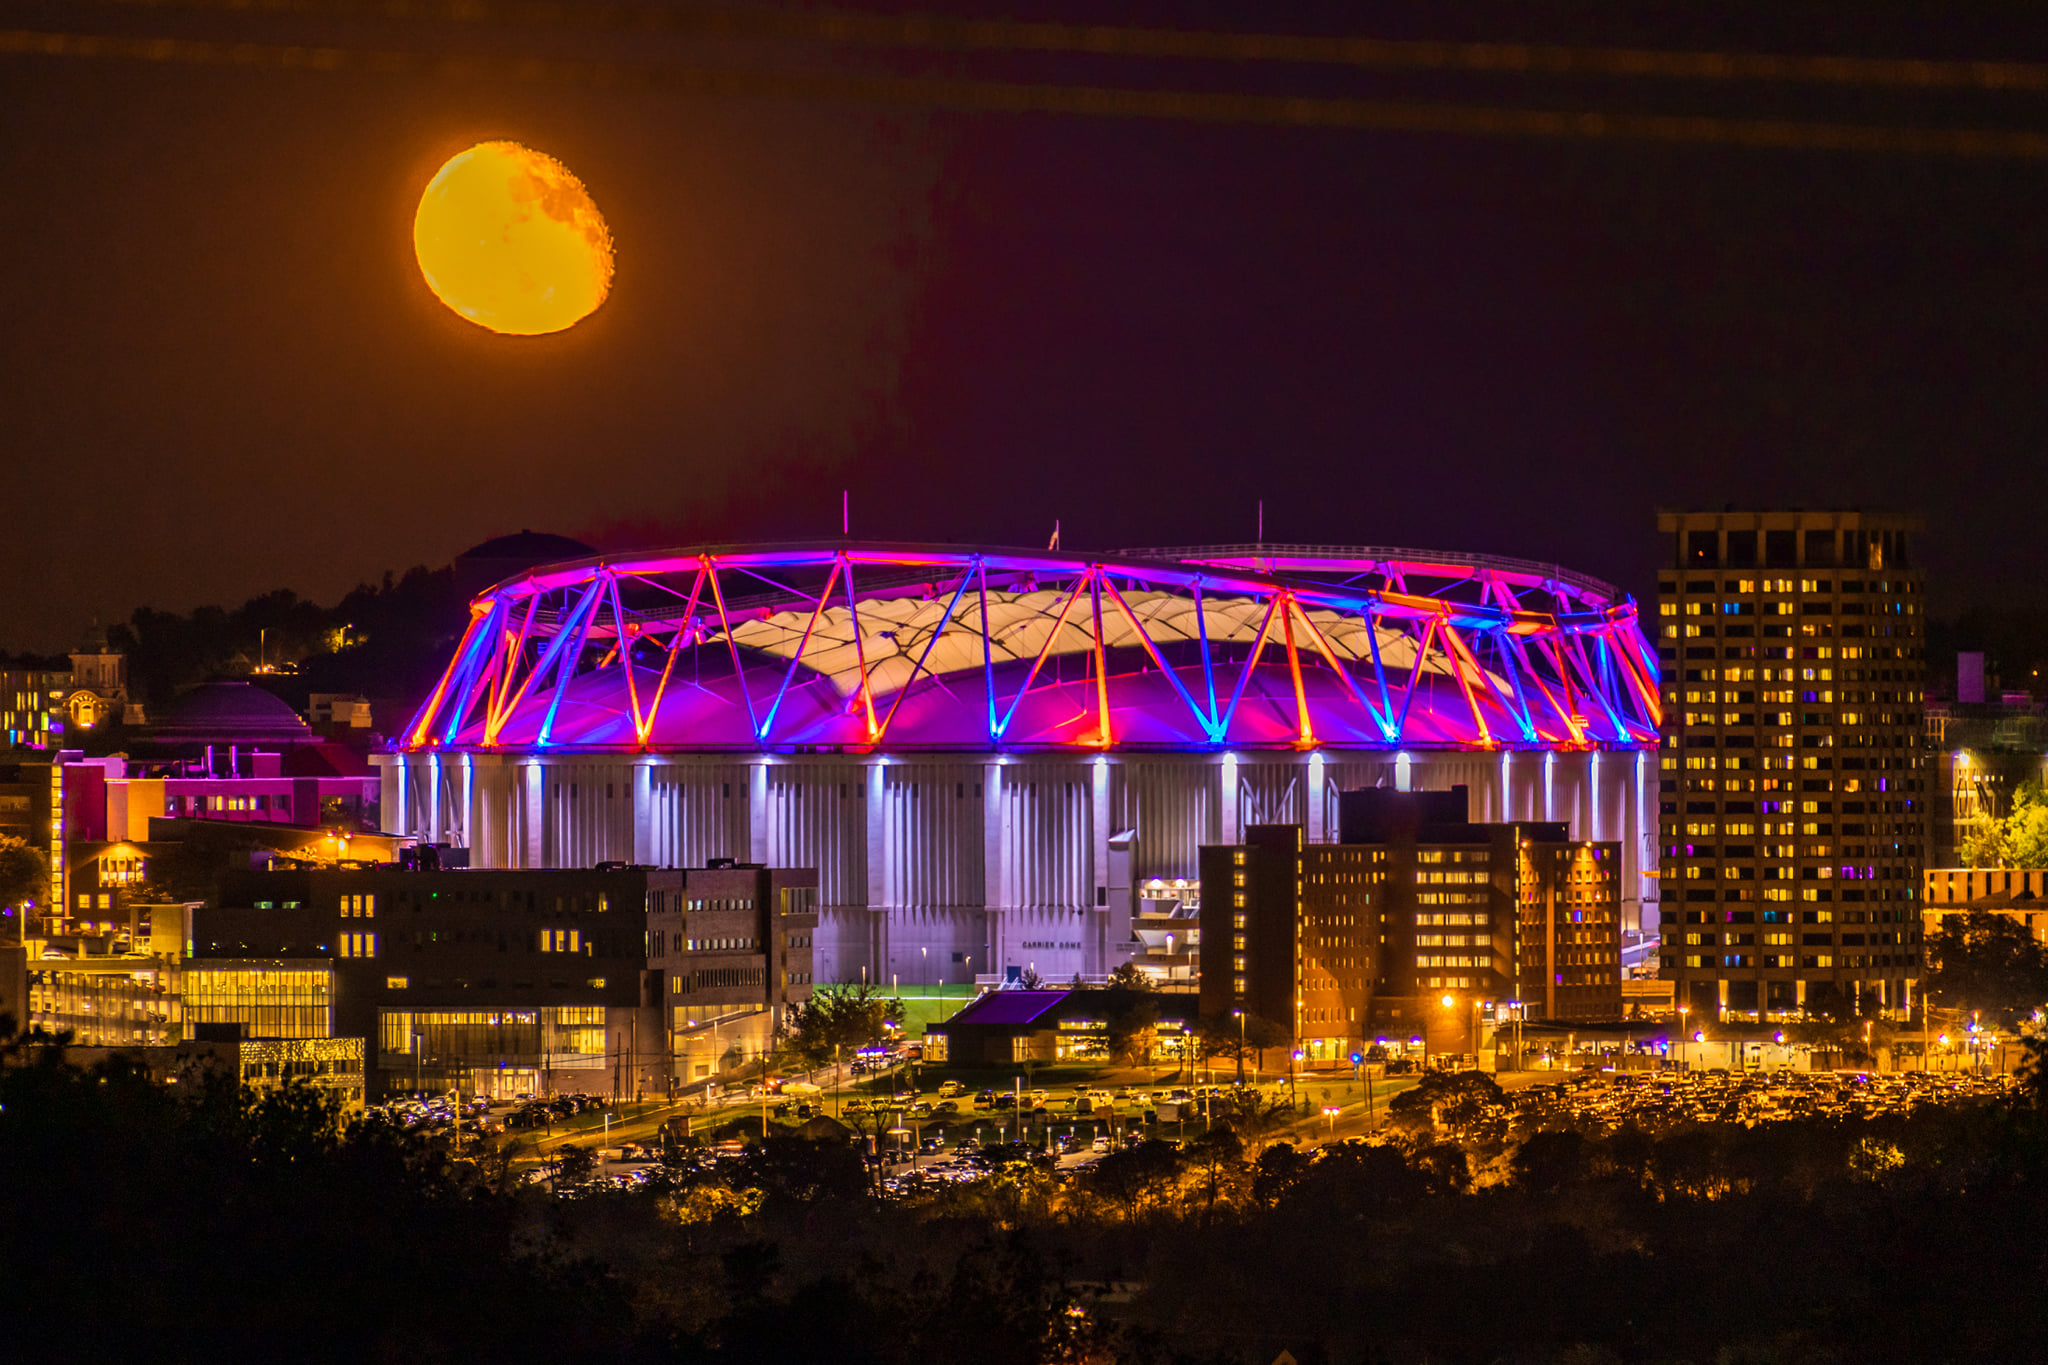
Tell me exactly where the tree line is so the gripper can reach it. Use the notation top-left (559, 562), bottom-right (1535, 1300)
top-left (9, 1002), bottom-right (2048, 1362)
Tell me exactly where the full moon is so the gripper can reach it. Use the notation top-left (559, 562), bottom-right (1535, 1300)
top-left (413, 141), bottom-right (614, 336)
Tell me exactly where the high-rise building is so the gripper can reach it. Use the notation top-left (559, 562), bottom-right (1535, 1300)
top-left (1198, 787), bottom-right (1622, 1064)
top-left (1652, 510), bottom-right (1929, 1021)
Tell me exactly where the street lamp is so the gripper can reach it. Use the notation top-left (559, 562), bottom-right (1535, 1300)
top-left (1232, 1009), bottom-right (1245, 1085)
top-left (1290, 1048), bottom-right (1303, 1110)
top-left (1321, 1104), bottom-right (1340, 1139)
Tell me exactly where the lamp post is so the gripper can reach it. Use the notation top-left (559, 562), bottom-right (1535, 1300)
top-left (1678, 1004), bottom-right (1691, 1071)
top-left (1290, 1048), bottom-right (1302, 1111)
top-left (1438, 993), bottom-right (1456, 1070)
top-left (1232, 1009), bottom-right (1245, 1085)
top-left (1321, 1104), bottom-right (1340, 1139)
top-left (921, 946), bottom-right (928, 986)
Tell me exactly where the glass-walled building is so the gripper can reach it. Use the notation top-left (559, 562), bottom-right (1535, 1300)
top-left (183, 960), bottom-right (333, 1039)
top-left (376, 1005), bottom-right (614, 1099)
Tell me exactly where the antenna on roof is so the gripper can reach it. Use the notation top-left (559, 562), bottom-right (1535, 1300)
top-left (842, 490), bottom-right (849, 537)
top-left (1048, 519), bottom-right (1061, 550)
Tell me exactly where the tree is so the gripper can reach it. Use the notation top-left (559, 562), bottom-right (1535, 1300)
top-left (1195, 1011), bottom-right (1289, 1078)
top-left (1926, 912), bottom-right (2048, 1023)
top-left (2008, 782), bottom-right (2048, 867)
top-left (544, 1142), bottom-right (598, 1194)
top-left (1289, 1138), bottom-right (1426, 1213)
top-left (1962, 779), bottom-right (2048, 869)
top-left (1962, 815), bottom-right (2009, 870)
top-left (1104, 961), bottom-right (1150, 992)
top-left (1101, 962), bottom-right (1160, 1066)
top-left (0, 835), bottom-right (49, 913)
top-left (1387, 1068), bottom-right (1507, 1139)
top-left (1511, 1129), bottom-right (1596, 1193)
top-left (1181, 1123), bottom-right (1246, 1220)
top-left (2016, 1023), bottom-right (2048, 1113)
top-left (725, 1131), bottom-right (867, 1206)
top-left (1210, 1087), bottom-right (1294, 1151)
top-left (1080, 1138), bottom-right (1184, 1222)
top-left (777, 984), bottom-right (907, 1070)
top-left (1408, 1141), bottom-right (1473, 1195)
top-left (1251, 1141), bottom-right (1312, 1208)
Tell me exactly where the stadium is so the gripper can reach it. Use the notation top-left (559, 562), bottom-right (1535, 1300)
top-left (381, 543), bottom-right (1660, 984)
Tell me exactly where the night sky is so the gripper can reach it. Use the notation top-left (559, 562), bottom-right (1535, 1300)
top-left (2, 2), bottom-right (2044, 651)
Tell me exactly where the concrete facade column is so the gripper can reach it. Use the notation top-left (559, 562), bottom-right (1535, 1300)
top-left (1089, 757), bottom-right (1112, 975)
top-left (865, 761), bottom-right (887, 985)
top-left (375, 755), bottom-right (402, 836)
top-left (471, 754), bottom-right (502, 866)
top-left (425, 756), bottom-right (441, 843)
top-left (521, 762), bottom-right (544, 869)
top-left (982, 761), bottom-right (1006, 983)
top-left (631, 761), bottom-right (654, 866)
top-left (1220, 754), bottom-right (1240, 844)
top-left (1306, 752), bottom-right (1327, 842)
top-left (748, 761), bottom-right (769, 864)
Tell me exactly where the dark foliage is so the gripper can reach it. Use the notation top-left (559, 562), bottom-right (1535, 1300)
top-left (10, 1023), bottom-right (2048, 1364)
top-left (1926, 910), bottom-right (2048, 1024)
top-left (108, 566), bottom-right (464, 712)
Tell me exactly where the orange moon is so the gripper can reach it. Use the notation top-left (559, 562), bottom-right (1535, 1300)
top-left (413, 141), bottom-right (615, 336)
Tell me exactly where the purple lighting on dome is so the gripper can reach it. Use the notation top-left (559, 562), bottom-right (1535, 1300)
top-left (401, 543), bottom-right (1660, 755)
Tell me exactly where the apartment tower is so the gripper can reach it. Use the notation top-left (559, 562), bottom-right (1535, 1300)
top-left (1653, 510), bottom-right (1928, 1021)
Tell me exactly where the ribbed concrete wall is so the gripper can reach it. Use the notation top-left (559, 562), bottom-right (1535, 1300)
top-left (380, 748), bottom-right (1654, 984)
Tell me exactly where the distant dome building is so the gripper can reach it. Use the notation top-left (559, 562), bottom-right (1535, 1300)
top-left (453, 530), bottom-right (595, 600)
top-left (153, 681), bottom-right (312, 745)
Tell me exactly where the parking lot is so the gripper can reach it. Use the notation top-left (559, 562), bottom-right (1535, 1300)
top-left (1508, 1067), bottom-right (2017, 1134)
